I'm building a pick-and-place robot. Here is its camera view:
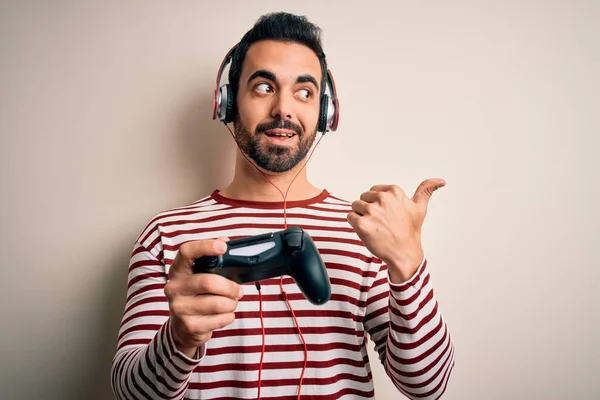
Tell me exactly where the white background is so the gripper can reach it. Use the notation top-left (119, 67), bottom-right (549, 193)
top-left (1, 1), bottom-right (598, 399)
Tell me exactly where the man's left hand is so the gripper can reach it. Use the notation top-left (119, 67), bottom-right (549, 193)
top-left (347, 178), bottom-right (446, 283)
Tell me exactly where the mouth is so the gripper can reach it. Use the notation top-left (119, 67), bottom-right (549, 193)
top-left (263, 129), bottom-right (298, 139)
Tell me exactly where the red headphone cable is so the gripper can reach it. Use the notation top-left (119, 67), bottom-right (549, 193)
top-left (224, 124), bottom-right (323, 399)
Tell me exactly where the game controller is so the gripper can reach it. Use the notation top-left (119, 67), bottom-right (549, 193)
top-left (192, 226), bottom-right (331, 305)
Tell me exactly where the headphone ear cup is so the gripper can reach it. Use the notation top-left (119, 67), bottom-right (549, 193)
top-left (223, 84), bottom-right (235, 123)
top-left (216, 84), bottom-right (234, 123)
top-left (318, 94), bottom-right (330, 133)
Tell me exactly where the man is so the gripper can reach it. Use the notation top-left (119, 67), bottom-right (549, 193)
top-left (111, 11), bottom-right (455, 400)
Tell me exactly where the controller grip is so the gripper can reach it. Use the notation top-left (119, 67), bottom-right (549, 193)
top-left (293, 234), bottom-right (331, 305)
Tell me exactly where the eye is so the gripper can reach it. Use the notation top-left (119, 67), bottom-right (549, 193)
top-left (254, 83), bottom-right (273, 93)
top-left (296, 88), bottom-right (311, 99)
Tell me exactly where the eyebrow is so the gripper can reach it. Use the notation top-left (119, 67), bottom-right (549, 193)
top-left (247, 69), bottom-right (319, 89)
top-left (296, 74), bottom-right (319, 89)
top-left (248, 69), bottom-right (276, 84)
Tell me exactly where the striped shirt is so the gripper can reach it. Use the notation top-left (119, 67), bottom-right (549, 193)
top-left (111, 189), bottom-right (455, 399)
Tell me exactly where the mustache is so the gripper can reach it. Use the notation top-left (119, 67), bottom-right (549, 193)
top-left (256, 119), bottom-right (303, 136)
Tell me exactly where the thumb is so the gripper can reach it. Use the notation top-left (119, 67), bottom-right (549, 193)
top-left (170, 237), bottom-right (230, 279)
top-left (412, 178), bottom-right (446, 206)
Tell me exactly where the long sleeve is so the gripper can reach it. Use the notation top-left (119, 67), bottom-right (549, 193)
top-left (110, 242), bottom-right (204, 400)
top-left (364, 258), bottom-right (455, 399)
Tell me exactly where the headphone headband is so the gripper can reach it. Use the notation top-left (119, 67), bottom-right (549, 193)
top-left (212, 43), bottom-right (340, 133)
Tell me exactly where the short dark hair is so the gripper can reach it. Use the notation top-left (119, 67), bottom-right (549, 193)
top-left (227, 12), bottom-right (328, 118)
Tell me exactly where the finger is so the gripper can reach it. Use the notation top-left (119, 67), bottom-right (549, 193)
top-left (195, 294), bottom-right (239, 315)
top-left (189, 312), bottom-right (237, 334)
top-left (369, 184), bottom-right (406, 200)
top-left (177, 312), bottom-right (236, 341)
top-left (171, 294), bottom-right (239, 317)
top-left (347, 211), bottom-right (360, 228)
top-left (347, 211), bottom-right (373, 233)
top-left (170, 238), bottom-right (230, 278)
top-left (369, 184), bottom-right (392, 192)
top-left (351, 199), bottom-right (371, 216)
top-left (171, 272), bottom-right (243, 299)
top-left (412, 178), bottom-right (446, 206)
top-left (359, 190), bottom-right (381, 203)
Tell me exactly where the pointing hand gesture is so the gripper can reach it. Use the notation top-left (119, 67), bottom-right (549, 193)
top-left (347, 178), bottom-right (446, 282)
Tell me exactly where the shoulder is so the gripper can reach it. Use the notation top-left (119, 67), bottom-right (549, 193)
top-left (302, 191), bottom-right (360, 226)
top-left (306, 190), bottom-right (354, 212)
top-left (323, 192), bottom-right (353, 206)
top-left (134, 192), bottom-right (231, 249)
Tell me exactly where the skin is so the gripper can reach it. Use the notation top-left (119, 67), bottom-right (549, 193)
top-left (165, 39), bottom-right (446, 357)
top-left (221, 40), bottom-right (325, 202)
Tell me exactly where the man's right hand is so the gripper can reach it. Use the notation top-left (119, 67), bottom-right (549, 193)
top-left (164, 237), bottom-right (243, 358)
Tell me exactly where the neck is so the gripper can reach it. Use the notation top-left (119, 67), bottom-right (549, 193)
top-left (219, 151), bottom-right (322, 202)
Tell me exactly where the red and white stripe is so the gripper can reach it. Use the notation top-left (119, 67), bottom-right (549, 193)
top-left (111, 190), bottom-right (455, 399)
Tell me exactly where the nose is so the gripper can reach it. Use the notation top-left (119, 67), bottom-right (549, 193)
top-left (270, 92), bottom-right (294, 120)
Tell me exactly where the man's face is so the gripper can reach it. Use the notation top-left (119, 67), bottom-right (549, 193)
top-left (233, 40), bottom-right (322, 173)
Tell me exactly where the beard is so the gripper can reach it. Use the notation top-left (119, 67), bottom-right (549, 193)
top-left (233, 118), bottom-right (317, 173)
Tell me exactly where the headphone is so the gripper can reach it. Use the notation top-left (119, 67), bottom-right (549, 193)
top-left (212, 44), bottom-right (340, 134)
